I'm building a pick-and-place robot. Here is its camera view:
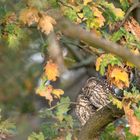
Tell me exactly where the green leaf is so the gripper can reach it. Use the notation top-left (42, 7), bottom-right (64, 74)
top-left (111, 28), bottom-right (125, 42)
top-left (64, 8), bottom-right (77, 21)
top-left (66, 132), bottom-right (72, 140)
top-left (41, 123), bottom-right (58, 139)
top-left (56, 97), bottom-right (70, 121)
top-left (101, 1), bottom-right (124, 21)
top-left (28, 132), bottom-right (45, 140)
top-left (64, 115), bottom-right (74, 128)
top-left (0, 6), bottom-right (6, 19)
top-left (83, 6), bottom-right (93, 18)
top-left (98, 54), bottom-right (122, 75)
top-left (134, 107), bottom-right (140, 120)
top-left (119, 0), bottom-right (129, 11)
top-left (0, 119), bottom-right (16, 136)
top-left (6, 24), bottom-right (25, 48)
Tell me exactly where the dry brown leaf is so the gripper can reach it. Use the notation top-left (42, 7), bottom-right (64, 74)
top-left (107, 65), bottom-right (129, 89)
top-left (19, 7), bottom-right (39, 26)
top-left (123, 102), bottom-right (140, 136)
top-left (37, 13), bottom-right (56, 35)
top-left (6, 13), bottom-right (17, 24)
top-left (124, 17), bottom-right (140, 41)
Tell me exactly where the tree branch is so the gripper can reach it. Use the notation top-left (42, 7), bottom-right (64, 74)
top-left (57, 18), bottom-right (140, 69)
top-left (78, 103), bottom-right (124, 140)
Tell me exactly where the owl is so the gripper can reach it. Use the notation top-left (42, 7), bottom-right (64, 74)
top-left (75, 77), bottom-right (113, 125)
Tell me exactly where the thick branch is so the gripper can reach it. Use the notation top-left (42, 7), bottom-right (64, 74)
top-left (57, 18), bottom-right (140, 69)
top-left (78, 103), bottom-right (124, 140)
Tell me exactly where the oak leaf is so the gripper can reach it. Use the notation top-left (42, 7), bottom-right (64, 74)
top-left (111, 96), bottom-right (123, 109)
top-left (123, 103), bottom-right (140, 136)
top-left (44, 60), bottom-right (59, 81)
top-left (19, 7), bottom-right (39, 26)
top-left (92, 7), bottom-right (105, 28)
top-left (52, 89), bottom-right (64, 98)
top-left (107, 66), bottom-right (129, 89)
top-left (126, 48), bottom-right (140, 67)
top-left (37, 13), bottom-right (56, 35)
top-left (36, 85), bottom-right (53, 103)
top-left (95, 54), bottom-right (105, 71)
top-left (83, 0), bottom-right (92, 5)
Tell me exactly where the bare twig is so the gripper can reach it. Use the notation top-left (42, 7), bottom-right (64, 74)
top-left (113, 2), bottom-right (140, 32)
top-left (69, 55), bottom-right (96, 69)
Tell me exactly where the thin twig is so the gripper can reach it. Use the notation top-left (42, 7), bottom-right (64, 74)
top-left (113, 2), bottom-right (140, 32)
top-left (46, 101), bottom-right (86, 111)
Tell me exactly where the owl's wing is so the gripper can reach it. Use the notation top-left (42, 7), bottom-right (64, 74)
top-left (75, 94), bottom-right (96, 125)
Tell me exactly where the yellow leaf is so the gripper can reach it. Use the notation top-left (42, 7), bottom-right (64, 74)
top-left (107, 66), bottom-right (129, 89)
top-left (83, 0), bottom-right (92, 5)
top-left (103, 2), bottom-right (124, 20)
top-left (92, 7), bottom-right (105, 28)
top-left (52, 89), bottom-right (64, 98)
top-left (37, 13), bottom-right (56, 35)
top-left (111, 96), bottom-right (123, 109)
top-left (95, 54), bottom-right (105, 71)
top-left (44, 60), bottom-right (59, 81)
top-left (126, 49), bottom-right (139, 67)
top-left (19, 7), bottom-right (39, 26)
top-left (113, 8), bottom-right (124, 20)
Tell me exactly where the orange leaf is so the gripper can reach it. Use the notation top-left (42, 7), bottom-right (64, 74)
top-left (52, 89), bottom-right (64, 98)
top-left (44, 60), bottom-right (59, 81)
top-left (19, 7), bottom-right (39, 26)
top-left (37, 13), bottom-right (56, 35)
top-left (107, 66), bottom-right (129, 89)
top-left (123, 103), bottom-right (140, 136)
top-left (36, 85), bottom-right (53, 103)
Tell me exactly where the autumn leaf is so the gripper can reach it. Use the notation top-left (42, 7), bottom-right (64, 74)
top-left (126, 48), bottom-right (140, 67)
top-left (96, 54), bottom-right (105, 71)
top-left (107, 66), bottom-right (129, 89)
top-left (36, 85), bottom-right (53, 104)
top-left (83, 0), bottom-right (92, 5)
top-left (123, 102), bottom-right (140, 136)
top-left (19, 7), bottom-right (39, 26)
top-left (44, 60), bottom-right (59, 81)
top-left (52, 89), bottom-right (64, 98)
top-left (37, 13), bottom-right (56, 35)
top-left (102, 2), bottom-right (125, 21)
top-left (92, 7), bottom-right (105, 28)
top-left (96, 54), bottom-right (122, 75)
top-left (123, 90), bottom-right (140, 103)
top-left (111, 96), bottom-right (123, 109)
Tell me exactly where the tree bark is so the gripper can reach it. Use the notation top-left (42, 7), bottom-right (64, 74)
top-left (78, 103), bottom-right (124, 140)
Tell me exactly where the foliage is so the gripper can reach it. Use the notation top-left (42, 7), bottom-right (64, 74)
top-left (1, 0), bottom-right (140, 139)
top-left (0, 109), bottom-right (16, 139)
top-left (28, 132), bottom-right (45, 140)
top-left (35, 97), bottom-right (75, 140)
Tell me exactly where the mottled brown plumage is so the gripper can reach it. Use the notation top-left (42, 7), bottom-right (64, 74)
top-left (75, 77), bottom-right (112, 125)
